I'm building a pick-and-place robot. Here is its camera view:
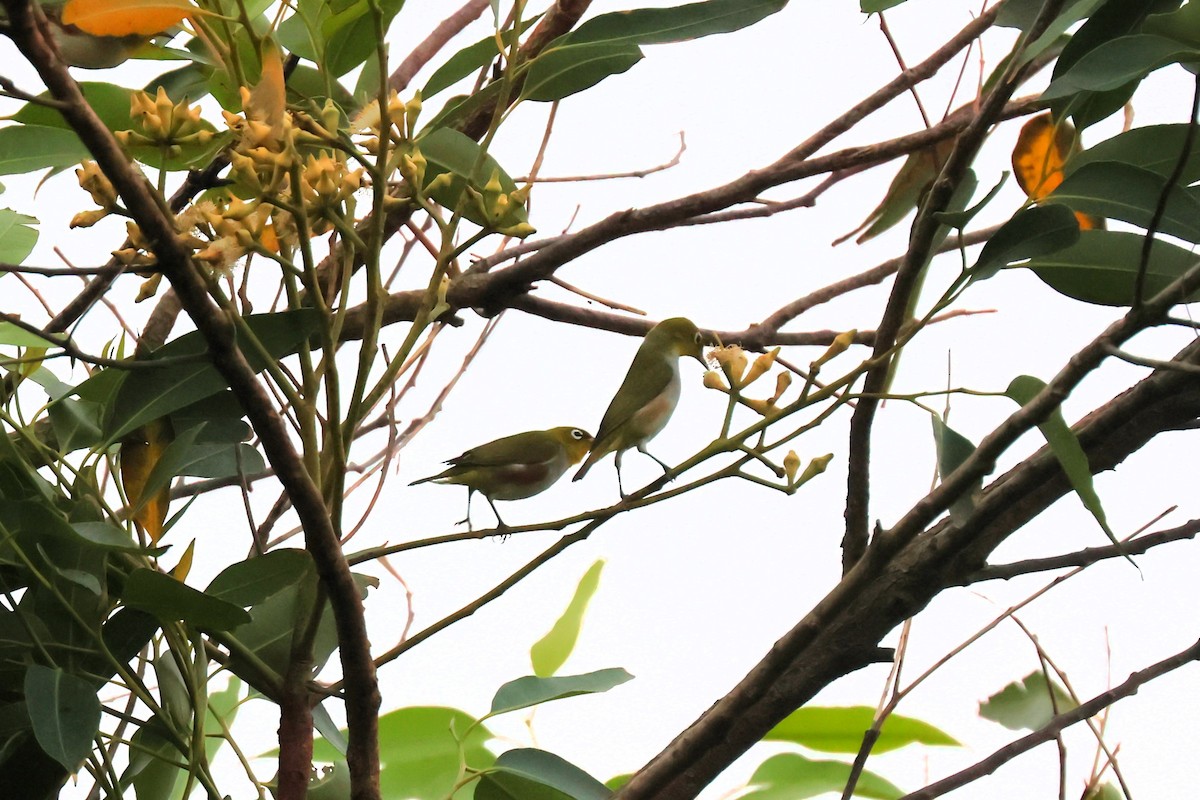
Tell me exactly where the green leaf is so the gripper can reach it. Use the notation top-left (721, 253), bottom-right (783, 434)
top-left (741, 752), bottom-right (903, 800)
top-left (521, 41), bottom-right (643, 102)
top-left (1065, 123), bottom-right (1200, 182)
top-left (933, 171), bottom-right (1008, 229)
top-left (860, 0), bottom-right (905, 11)
top-left (531, 560), bottom-right (604, 677)
top-left (1084, 782), bottom-right (1123, 800)
top-left (979, 671), bottom-right (1076, 731)
top-left (1143, 1), bottom-right (1200, 48)
top-left (146, 63), bottom-right (213, 104)
top-left (322, 0), bottom-right (406, 77)
top-left (76, 309), bottom-right (319, 443)
top-left (564, 0), bottom-right (788, 47)
top-left (129, 424), bottom-right (207, 515)
top-left (489, 668), bottom-right (633, 717)
top-left (47, 397), bottom-right (104, 453)
top-left (477, 748), bottom-right (612, 800)
top-left (206, 549), bottom-right (314, 606)
top-left (128, 724), bottom-right (182, 800)
top-left (1022, 229), bottom-right (1200, 306)
top-left (1013, 0), bottom-right (1106, 67)
top-left (312, 707), bottom-right (494, 800)
top-left (417, 127), bottom-right (529, 229)
top-left (764, 706), bottom-right (959, 754)
top-left (969, 204), bottom-right (1080, 281)
top-left (1005, 375), bottom-right (1129, 560)
top-left (121, 568), bottom-right (253, 631)
top-left (0, 125), bottom-right (89, 174)
top-left (0, 320), bottom-right (53, 348)
top-left (930, 415), bottom-right (981, 522)
top-left (24, 665), bottom-right (101, 772)
top-left (0, 210), bottom-right (39, 264)
top-left (423, 18), bottom-right (539, 99)
top-left (1049, 161), bottom-right (1200, 243)
top-left (1042, 34), bottom-right (1198, 101)
top-left (69, 521), bottom-right (144, 553)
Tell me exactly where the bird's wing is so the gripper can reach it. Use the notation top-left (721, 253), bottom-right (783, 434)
top-left (448, 432), bottom-right (558, 468)
top-left (593, 351), bottom-right (673, 445)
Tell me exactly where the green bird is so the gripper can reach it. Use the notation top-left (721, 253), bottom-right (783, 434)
top-left (411, 426), bottom-right (593, 530)
top-left (573, 317), bottom-right (709, 496)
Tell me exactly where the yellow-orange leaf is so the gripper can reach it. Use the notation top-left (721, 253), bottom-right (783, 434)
top-left (245, 38), bottom-right (286, 128)
top-left (62, 0), bottom-right (194, 37)
top-left (172, 539), bottom-right (195, 581)
top-left (1012, 113), bottom-right (1079, 200)
top-left (121, 417), bottom-right (173, 543)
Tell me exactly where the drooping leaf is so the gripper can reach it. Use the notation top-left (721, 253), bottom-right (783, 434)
top-left (970, 203), bottom-right (1080, 281)
top-left (416, 127), bottom-right (529, 230)
top-left (489, 669), bottom-right (633, 718)
top-left (930, 415), bottom-right (981, 522)
top-left (121, 568), bottom-right (252, 630)
top-left (205, 549), bottom-right (314, 606)
top-left (423, 18), bottom-right (540, 99)
top-left (321, 0), bottom-right (406, 77)
top-left (1022, 229), bottom-right (1200, 305)
top-left (24, 665), bottom-right (101, 773)
top-left (476, 748), bottom-right (611, 800)
top-left (521, 41), bottom-right (643, 102)
top-left (979, 671), bottom-right (1076, 731)
top-left (530, 560), bottom-right (604, 677)
top-left (860, 0), bottom-right (905, 12)
top-left (1042, 34), bottom-right (1199, 101)
top-left (1005, 375), bottom-right (1129, 561)
top-left (833, 139), bottom-right (954, 246)
top-left (1143, 1), bottom-right (1200, 47)
top-left (764, 706), bottom-right (959, 754)
top-left (563, 0), bottom-right (788, 48)
top-left (741, 752), bottom-right (903, 800)
top-left (1012, 113), bottom-right (1077, 199)
top-left (0, 125), bottom-right (89, 175)
top-left (62, 0), bottom-right (196, 37)
top-left (120, 417), bottom-right (175, 543)
top-left (1065, 123), bottom-right (1200, 182)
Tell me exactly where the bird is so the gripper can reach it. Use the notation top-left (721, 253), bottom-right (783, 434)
top-left (410, 426), bottom-right (594, 530)
top-left (572, 317), bottom-right (709, 497)
top-left (0, 4), bottom-right (151, 69)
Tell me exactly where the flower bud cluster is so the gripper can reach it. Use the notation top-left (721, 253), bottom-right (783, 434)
top-left (116, 88), bottom-right (215, 157)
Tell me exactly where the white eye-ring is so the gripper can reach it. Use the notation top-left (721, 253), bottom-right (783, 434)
top-left (571, 429), bottom-right (586, 439)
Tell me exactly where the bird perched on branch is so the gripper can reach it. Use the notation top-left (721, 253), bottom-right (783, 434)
top-left (573, 317), bottom-right (710, 497)
top-left (411, 426), bottom-right (593, 530)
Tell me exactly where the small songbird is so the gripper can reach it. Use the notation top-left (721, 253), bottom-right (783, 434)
top-left (0, 4), bottom-right (150, 69)
top-left (410, 426), bottom-right (594, 530)
top-left (573, 317), bottom-right (709, 497)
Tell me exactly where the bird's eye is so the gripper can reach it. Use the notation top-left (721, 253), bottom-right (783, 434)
top-left (572, 429), bottom-right (585, 439)
top-left (694, 333), bottom-right (703, 344)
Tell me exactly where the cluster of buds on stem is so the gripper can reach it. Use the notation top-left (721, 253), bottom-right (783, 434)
top-left (783, 451), bottom-right (833, 489)
top-left (70, 160), bottom-right (120, 228)
top-left (704, 345), bottom-right (790, 415)
top-left (462, 170), bottom-right (534, 238)
top-left (116, 87), bottom-right (215, 158)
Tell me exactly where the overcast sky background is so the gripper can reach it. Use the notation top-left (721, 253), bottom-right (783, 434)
top-left (2, 1), bottom-right (1199, 798)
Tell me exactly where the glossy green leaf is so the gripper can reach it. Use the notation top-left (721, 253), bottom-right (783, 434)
top-left (930, 415), bottom-right (981, 522)
top-left (742, 752), bottom-right (903, 800)
top-left (1013, 0), bottom-right (1106, 67)
top-left (128, 724), bottom-right (182, 800)
top-left (206, 549), bottom-right (313, 606)
top-left (1006, 375), bottom-right (1128, 558)
top-left (477, 748), bottom-right (611, 800)
top-left (1143, 1), bottom-right (1200, 47)
top-left (145, 63), bottom-right (213, 104)
top-left (860, 0), bottom-right (905, 11)
top-left (564, 0), bottom-right (788, 47)
top-left (970, 204), bottom-right (1080, 281)
top-left (764, 706), bottom-right (959, 754)
top-left (313, 707), bottom-right (494, 800)
top-left (521, 41), bottom-right (643, 102)
top-left (176, 442), bottom-right (266, 479)
top-left (0, 320), bottom-right (52, 348)
top-left (0, 125), bottom-right (88, 174)
top-left (1065, 124), bottom-right (1200, 182)
top-left (1022, 229), bottom-right (1200, 306)
top-left (69, 521), bottom-right (143, 552)
top-left (489, 668), bottom-right (633, 717)
top-left (122, 568), bottom-right (252, 630)
top-left (24, 665), bottom-right (101, 772)
top-left (979, 671), bottom-right (1076, 731)
top-left (417, 127), bottom-right (529, 229)
top-left (1084, 782), bottom-right (1123, 800)
top-left (1050, 161), bottom-right (1200, 242)
top-left (47, 397), bottom-right (104, 453)
top-left (531, 560), bottom-right (604, 677)
top-left (322, 0), bottom-right (406, 77)
top-left (1042, 34), bottom-right (1198, 101)
top-left (933, 171), bottom-right (1008, 229)
top-left (0, 210), bottom-right (38, 265)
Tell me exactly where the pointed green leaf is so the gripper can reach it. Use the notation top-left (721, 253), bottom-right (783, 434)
top-left (765, 706), bottom-right (959, 754)
top-left (531, 560), bottom-right (604, 677)
top-left (742, 752), bottom-right (903, 800)
top-left (1066, 123), bottom-right (1200, 183)
top-left (206, 549), bottom-right (314, 606)
top-left (0, 125), bottom-right (88, 174)
top-left (564, 0), bottom-right (788, 47)
top-left (423, 17), bottom-right (539, 99)
top-left (24, 665), bottom-right (101, 772)
top-left (980, 671), bottom-right (1076, 731)
top-left (0, 210), bottom-right (39, 265)
top-left (930, 415), bottom-right (982, 521)
top-left (934, 171), bottom-right (1008, 229)
top-left (122, 568), bottom-right (252, 630)
top-left (489, 669), bottom-right (633, 717)
top-left (1023, 229), bottom-right (1200, 306)
top-left (1050, 161), bottom-right (1200, 243)
top-left (1042, 34), bottom-right (1199, 100)
top-left (521, 42), bottom-right (643, 102)
top-left (477, 748), bottom-right (611, 800)
top-left (1006, 375), bottom-right (1129, 560)
top-left (417, 127), bottom-right (528, 229)
top-left (970, 204), bottom-right (1080, 281)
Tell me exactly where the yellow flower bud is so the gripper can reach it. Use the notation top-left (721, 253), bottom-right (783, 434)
top-left (783, 450), bottom-right (800, 484)
top-left (797, 453), bottom-right (834, 485)
top-left (772, 371), bottom-right (792, 403)
top-left (70, 209), bottom-right (109, 228)
top-left (812, 329), bottom-right (858, 369)
top-left (743, 397), bottom-right (778, 417)
top-left (742, 346), bottom-right (779, 387)
top-left (703, 370), bottom-right (728, 391)
top-left (404, 90), bottom-right (422, 137)
top-left (135, 274), bottom-right (163, 302)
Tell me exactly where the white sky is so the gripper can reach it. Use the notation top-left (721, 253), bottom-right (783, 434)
top-left (3, 1), bottom-right (1198, 798)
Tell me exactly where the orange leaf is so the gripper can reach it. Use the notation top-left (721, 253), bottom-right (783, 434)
top-left (62, 0), bottom-right (194, 37)
top-left (121, 417), bottom-right (173, 543)
top-left (1012, 113), bottom-right (1080, 200)
top-left (172, 539), bottom-right (195, 581)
